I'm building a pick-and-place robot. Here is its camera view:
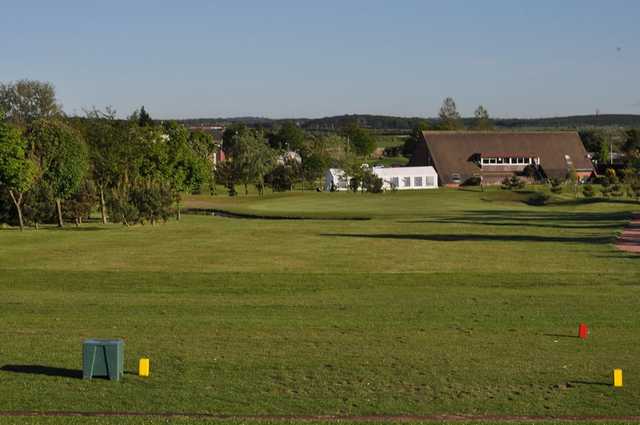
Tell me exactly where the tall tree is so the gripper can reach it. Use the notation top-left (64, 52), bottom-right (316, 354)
top-left (269, 121), bottom-right (305, 151)
top-left (472, 105), bottom-right (494, 130)
top-left (402, 120), bottom-right (429, 157)
top-left (438, 97), bottom-right (462, 130)
top-left (0, 80), bottom-right (62, 127)
top-left (0, 115), bottom-right (38, 230)
top-left (341, 122), bottom-right (376, 157)
top-left (82, 107), bottom-right (128, 224)
top-left (28, 119), bottom-right (89, 227)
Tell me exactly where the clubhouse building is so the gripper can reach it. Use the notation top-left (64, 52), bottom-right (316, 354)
top-left (409, 131), bottom-right (595, 186)
top-left (325, 166), bottom-right (438, 191)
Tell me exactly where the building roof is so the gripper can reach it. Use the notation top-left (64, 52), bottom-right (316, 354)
top-left (416, 131), bottom-right (594, 184)
top-left (372, 166), bottom-right (437, 178)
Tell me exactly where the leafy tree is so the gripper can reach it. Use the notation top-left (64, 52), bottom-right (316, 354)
top-left (438, 97), bottom-right (462, 130)
top-left (472, 105), bottom-right (494, 130)
top-left (215, 160), bottom-right (238, 196)
top-left (341, 122), bottom-right (375, 157)
top-left (265, 163), bottom-right (296, 192)
top-left (82, 107), bottom-right (128, 224)
top-left (28, 119), bottom-right (89, 227)
top-left (567, 165), bottom-right (579, 198)
top-left (402, 120), bottom-right (429, 157)
top-left (163, 121), bottom-right (209, 219)
top-left (269, 121), bottom-right (305, 151)
top-left (0, 80), bottom-right (62, 127)
top-left (579, 130), bottom-right (609, 164)
top-left (229, 131), bottom-right (275, 196)
top-left (222, 123), bottom-right (249, 154)
top-left (189, 130), bottom-right (218, 194)
top-left (623, 129), bottom-right (640, 167)
top-left (22, 180), bottom-right (56, 229)
top-left (0, 116), bottom-right (38, 230)
top-left (63, 179), bottom-right (97, 226)
top-left (362, 169), bottom-right (383, 193)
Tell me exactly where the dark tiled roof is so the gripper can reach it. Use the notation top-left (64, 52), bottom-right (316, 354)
top-left (413, 131), bottom-right (594, 184)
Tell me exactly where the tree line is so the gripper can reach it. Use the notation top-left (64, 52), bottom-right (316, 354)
top-left (1, 80), bottom-right (386, 230)
top-left (0, 80), bottom-right (217, 230)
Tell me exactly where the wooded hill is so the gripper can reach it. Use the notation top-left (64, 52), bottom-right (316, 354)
top-left (179, 114), bottom-right (640, 133)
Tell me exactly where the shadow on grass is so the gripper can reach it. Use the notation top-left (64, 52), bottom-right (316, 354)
top-left (568, 380), bottom-right (612, 387)
top-left (321, 233), bottom-right (613, 244)
top-left (0, 364), bottom-right (82, 379)
top-left (543, 333), bottom-right (579, 339)
top-left (400, 210), bottom-right (633, 230)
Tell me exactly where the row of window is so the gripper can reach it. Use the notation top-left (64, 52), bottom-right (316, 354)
top-left (389, 176), bottom-right (435, 188)
top-left (481, 157), bottom-right (534, 165)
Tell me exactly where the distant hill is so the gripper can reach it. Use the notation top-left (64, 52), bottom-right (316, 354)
top-left (178, 114), bottom-right (640, 133)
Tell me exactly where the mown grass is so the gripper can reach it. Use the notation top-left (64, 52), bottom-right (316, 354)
top-left (0, 189), bottom-right (638, 423)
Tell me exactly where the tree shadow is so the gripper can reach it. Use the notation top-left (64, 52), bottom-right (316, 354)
top-left (399, 210), bottom-right (633, 230)
top-left (0, 364), bottom-right (82, 379)
top-left (321, 233), bottom-right (613, 244)
top-left (543, 333), bottom-right (579, 339)
top-left (568, 380), bottom-right (612, 387)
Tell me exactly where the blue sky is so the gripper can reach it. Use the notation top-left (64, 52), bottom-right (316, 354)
top-left (1, 1), bottom-right (639, 119)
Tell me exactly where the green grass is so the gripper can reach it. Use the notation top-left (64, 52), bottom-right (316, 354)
top-left (0, 189), bottom-right (639, 423)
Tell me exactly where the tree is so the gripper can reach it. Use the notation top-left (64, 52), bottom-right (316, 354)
top-left (28, 119), bottom-right (89, 227)
top-left (567, 165), bottom-right (579, 198)
top-left (163, 121), bottom-right (209, 220)
top-left (63, 179), bottom-right (97, 226)
top-left (229, 131), bottom-right (275, 196)
top-left (473, 105), bottom-right (494, 130)
top-left (0, 80), bottom-right (62, 127)
top-left (341, 122), bottom-right (375, 157)
top-left (82, 107), bottom-right (128, 224)
top-left (623, 129), bottom-right (640, 167)
top-left (0, 116), bottom-right (38, 230)
top-left (438, 97), bottom-right (462, 130)
top-left (222, 123), bottom-right (249, 154)
top-left (215, 160), bottom-right (238, 196)
top-left (402, 120), bottom-right (429, 157)
top-left (269, 121), bottom-right (305, 151)
top-left (189, 130), bottom-right (217, 194)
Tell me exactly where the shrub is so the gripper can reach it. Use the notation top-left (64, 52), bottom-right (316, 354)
top-left (549, 178), bottom-right (563, 194)
top-left (582, 184), bottom-right (595, 198)
top-left (363, 171), bottom-right (383, 193)
top-left (461, 176), bottom-right (482, 186)
top-left (501, 175), bottom-right (526, 190)
top-left (526, 192), bottom-right (551, 206)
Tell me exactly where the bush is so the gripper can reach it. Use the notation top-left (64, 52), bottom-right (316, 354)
top-left (461, 176), bottom-right (482, 186)
top-left (363, 171), bottom-right (383, 193)
top-left (501, 175), bottom-right (526, 190)
top-left (582, 184), bottom-right (595, 198)
top-left (549, 178), bottom-right (563, 194)
top-left (526, 192), bottom-right (551, 206)
top-left (349, 176), bottom-right (361, 193)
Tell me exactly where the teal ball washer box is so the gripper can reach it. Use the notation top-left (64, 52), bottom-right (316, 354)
top-left (82, 339), bottom-right (124, 381)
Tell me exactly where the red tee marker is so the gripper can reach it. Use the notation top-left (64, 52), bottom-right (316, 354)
top-left (578, 323), bottom-right (589, 339)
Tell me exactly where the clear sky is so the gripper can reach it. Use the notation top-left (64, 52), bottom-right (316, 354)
top-left (1, 1), bottom-right (639, 119)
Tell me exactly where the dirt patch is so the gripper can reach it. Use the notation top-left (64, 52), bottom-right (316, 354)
top-left (616, 213), bottom-right (640, 254)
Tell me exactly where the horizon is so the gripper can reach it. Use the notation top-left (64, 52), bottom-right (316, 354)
top-left (2, 1), bottom-right (639, 119)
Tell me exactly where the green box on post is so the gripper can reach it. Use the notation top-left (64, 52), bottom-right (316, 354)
top-left (82, 339), bottom-right (124, 381)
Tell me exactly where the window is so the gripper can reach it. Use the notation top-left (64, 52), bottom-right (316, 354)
top-left (414, 176), bottom-right (423, 187)
top-left (425, 176), bottom-right (435, 186)
top-left (403, 177), bottom-right (411, 187)
top-left (390, 177), bottom-right (399, 188)
top-left (497, 158), bottom-right (504, 164)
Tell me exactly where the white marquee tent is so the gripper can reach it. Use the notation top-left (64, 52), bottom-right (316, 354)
top-left (324, 166), bottom-right (438, 191)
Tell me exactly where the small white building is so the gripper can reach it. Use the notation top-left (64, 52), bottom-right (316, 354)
top-left (324, 166), bottom-right (438, 191)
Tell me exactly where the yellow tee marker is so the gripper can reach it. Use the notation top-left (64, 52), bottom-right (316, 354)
top-left (614, 369), bottom-right (623, 388)
top-left (139, 358), bottom-right (150, 377)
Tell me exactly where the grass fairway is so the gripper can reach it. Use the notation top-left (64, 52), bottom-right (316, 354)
top-left (0, 188), bottom-right (639, 423)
